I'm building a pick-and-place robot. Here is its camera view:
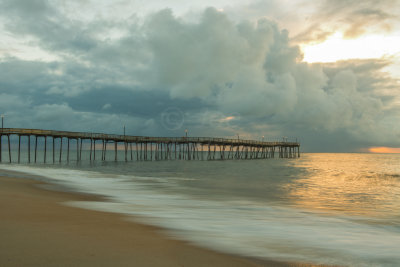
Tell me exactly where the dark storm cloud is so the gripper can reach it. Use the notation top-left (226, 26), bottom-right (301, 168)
top-left (68, 88), bottom-right (207, 118)
top-left (0, 1), bottom-right (399, 151)
top-left (0, 0), bottom-right (97, 52)
top-left (0, 58), bottom-right (50, 94)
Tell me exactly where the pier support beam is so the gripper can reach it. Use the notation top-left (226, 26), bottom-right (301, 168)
top-left (34, 136), bottom-right (38, 163)
top-left (80, 139), bottom-right (83, 161)
top-left (8, 135), bottom-right (11, 163)
top-left (44, 136), bottom-right (47, 163)
top-left (67, 138), bottom-right (70, 163)
top-left (93, 139), bottom-right (96, 160)
top-left (103, 140), bottom-right (107, 161)
top-left (18, 135), bottom-right (21, 163)
top-left (102, 140), bottom-right (105, 161)
top-left (130, 143), bottom-right (133, 160)
top-left (28, 136), bottom-right (31, 163)
top-left (90, 139), bottom-right (93, 161)
top-left (115, 141), bottom-right (117, 161)
top-left (59, 137), bottom-right (63, 163)
top-left (52, 137), bottom-right (55, 163)
top-left (76, 138), bottom-right (79, 161)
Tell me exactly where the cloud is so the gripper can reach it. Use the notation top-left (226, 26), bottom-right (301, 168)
top-left (140, 9), bottom-right (397, 143)
top-left (102, 103), bottom-right (112, 110)
top-left (0, 3), bottom-right (399, 151)
top-left (292, 0), bottom-right (400, 43)
top-left (0, 0), bottom-right (97, 52)
top-left (144, 8), bottom-right (277, 99)
top-left (0, 93), bottom-right (30, 109)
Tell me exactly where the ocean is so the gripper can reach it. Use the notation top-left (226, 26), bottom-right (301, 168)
top-left (1, 153), bottom-right (399, 266)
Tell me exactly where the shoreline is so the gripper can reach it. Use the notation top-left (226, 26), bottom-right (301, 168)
top-left (0, 171), bottom-right (331, 266)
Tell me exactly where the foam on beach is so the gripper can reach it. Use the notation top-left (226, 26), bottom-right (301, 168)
top-left (1, 162), bottom-right (400, 266)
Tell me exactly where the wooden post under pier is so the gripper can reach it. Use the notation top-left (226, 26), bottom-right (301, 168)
top-left (28, 136), bottom-right (31, 163)
top-left (75, 138), bottom-right (78, 161)
top-left (52, 137), bottom-right (55, 163)
top-left (34, 136), bottom-right (37, 163)
top-left (8, 135), bottom-right (11, 163)
top-left (90, 139), bottom-right (93, 161)
top-left (18, 135), bottom-right (21, 163)
top-left (80, 139), bottom-right (83, 161)
top-left (44, 136), bottom-right (47, 163)
top-left (59, 137), bottom-right (63, 163)
top-left (67, 138), bottom-right (70, 163)
top-left (114, 141), bottom-right (117, 161)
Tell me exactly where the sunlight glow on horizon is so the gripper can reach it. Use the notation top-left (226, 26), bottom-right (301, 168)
top-left (301, 32), bottom-right (400, 63)
top-left (368, 147), bottom-right (400, 154)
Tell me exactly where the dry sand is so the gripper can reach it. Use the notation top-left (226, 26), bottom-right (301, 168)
top-left (0, 175), bottom-right (327, 267)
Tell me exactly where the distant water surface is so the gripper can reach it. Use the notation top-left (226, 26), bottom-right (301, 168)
top-left (1, 153), bottom-right (400, 266)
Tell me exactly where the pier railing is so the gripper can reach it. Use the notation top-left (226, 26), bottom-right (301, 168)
top-left (0, 128), bottom-right (299, 146)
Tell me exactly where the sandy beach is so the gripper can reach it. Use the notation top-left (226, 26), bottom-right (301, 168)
top-left (0, 174), bottom-right (321, 267)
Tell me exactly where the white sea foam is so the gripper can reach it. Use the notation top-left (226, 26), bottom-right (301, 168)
top-left (1, 163), bottom-right (400, 266)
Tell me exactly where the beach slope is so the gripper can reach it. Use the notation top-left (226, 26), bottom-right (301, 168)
top-left (0, 175), bottom-right (284, 267)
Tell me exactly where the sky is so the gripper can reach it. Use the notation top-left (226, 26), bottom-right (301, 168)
top-left (0, 0), bottom-right (399, 152)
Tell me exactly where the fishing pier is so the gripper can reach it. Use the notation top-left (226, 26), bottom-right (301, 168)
top-left (0, 128), bottom-right (300, 163)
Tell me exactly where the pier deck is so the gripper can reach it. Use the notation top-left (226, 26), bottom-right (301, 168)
top-left (0, 128), bottom-right (300, 163)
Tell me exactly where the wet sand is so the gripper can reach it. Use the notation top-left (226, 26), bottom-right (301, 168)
top-left (0, 175), bottom-right (327, 267)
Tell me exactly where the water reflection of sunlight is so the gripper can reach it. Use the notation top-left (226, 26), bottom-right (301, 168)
top-left (286, 154), bottom-right (400, 217)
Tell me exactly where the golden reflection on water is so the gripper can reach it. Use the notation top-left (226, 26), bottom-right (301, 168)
top-left (286, 153), bottom-right (400, 217)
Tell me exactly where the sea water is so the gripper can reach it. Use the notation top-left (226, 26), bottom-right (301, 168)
top-left (1, 153), bottom-right (399, 266)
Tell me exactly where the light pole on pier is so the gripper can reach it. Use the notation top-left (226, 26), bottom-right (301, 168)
top-left (123, 125), bottom-right (126, 136)
top-left (185, 129), bottom-right (188, 138)
top-left (262, 135), bottom-right (264, 142)
top-left (1, 114), bottom-right (3, 129)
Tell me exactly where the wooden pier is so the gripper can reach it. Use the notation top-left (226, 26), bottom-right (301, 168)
top-left (0, 128), bottom-right (300, 163)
